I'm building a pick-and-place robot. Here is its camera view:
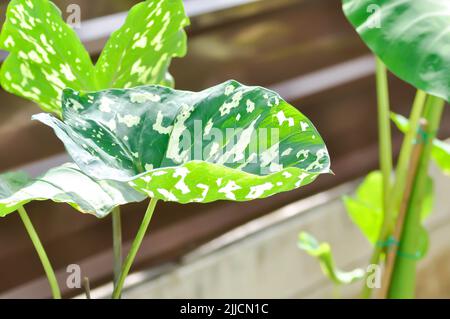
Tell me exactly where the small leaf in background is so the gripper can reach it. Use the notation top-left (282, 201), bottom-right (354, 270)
top-left (432, 140), bottom-right (450, 176)
top-left (0, 163), bottom-right (145, 218)
top-left (298, 232), bottom-right (365, 285)
top-left (95, 0), bottom-right (189, 89)
top-left (0, 0), bottom-right (189, 115)
top-left (342, 0), bottom-right (450, 102)
top-left (34, 80), bottom-right (331, 204)
top-left (343, 171), bottom-right (434, 245)
top-left (391, 112), bottom-right (450, 176)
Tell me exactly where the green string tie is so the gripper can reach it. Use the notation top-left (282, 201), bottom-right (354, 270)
top-left (376, 236), bottom-right (423, 260)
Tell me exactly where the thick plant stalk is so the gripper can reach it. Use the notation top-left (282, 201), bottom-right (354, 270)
top-left (361, 57), bottom-right (393, 299)
top-left (112, 207), bottom-right (122, 289)
top-left (388, 95), bottom-right (445, 298)
top-left (388, 91), bottom-right (427, 206)
top-left (112, 198), bottom-right (158, 299)
top-left (17, 206), bottom-right (61, 299)
top-left (375, 90), bottom-right (427, 297)
top-left (379, 121), bottom-right (425, 298)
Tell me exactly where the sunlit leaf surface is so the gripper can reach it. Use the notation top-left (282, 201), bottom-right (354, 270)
top-left (343, 171), bottom-right (433, 245)
top-left (0, 163), bottom-right (145, 218)
top-left (298, 232), bottom-right (365, 285)
top-left (35, 80), bottom-right (331, 204)
top-left (0, 0), bottom-right (189, 115)
top-left (94, 0), bottom-right (189, 90)
top-left (343, 0), bottom-right (450, 102)
top-left (0, 0), bottom-right (95, 113)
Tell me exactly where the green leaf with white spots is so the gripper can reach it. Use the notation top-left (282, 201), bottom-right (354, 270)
top-left (0, 0), bottom-right (189, 115)
top-left (343, 171), bottom-right (434, 245)
top-left (34, 80), bottom-right (331, 204)
top-left (298, 232), bottom-right (365, 285)
top-left (342, 0), bottom-right (450, 103)
top-left (0, 163), bottom-right (145, 218)
top-left (391, 112), bottom-right (450, 176)
top-left (94, 0), bottom-right (189, 90)
top-left (0, 0), bottom-right (95, 114)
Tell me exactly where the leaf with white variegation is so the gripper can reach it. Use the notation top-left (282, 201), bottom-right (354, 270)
top-left (0, 163), bottom-right (145, 218)
top-left (342, 0), bottom-right (450, 102)
top-left (94, 0), bottom-right (189, 90)
top-left (0, 0), bottom-right (189, 115)
top-left (0, 0), bottom-right (95, 114)
top-left (34, 80), bottom-right (331, 204)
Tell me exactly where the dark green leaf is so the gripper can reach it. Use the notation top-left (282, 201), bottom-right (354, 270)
top-left (391, 112), bottom-right (450, 176)
top-left (298, 232), bottom-right (365, 285)
top-left (342, 0), bottom-right (450, 102)
top-left (0, 163), bottom-right (145, 218)
top-left (343, 171), bottom-right (434, 245)
top-left (0, 0), bottom-right (189, 115)
top-left (34, 80), bottom-right (331, 204)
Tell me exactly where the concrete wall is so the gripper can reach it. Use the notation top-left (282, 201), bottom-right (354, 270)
top-left (89, 165), bottom-right (450, 299)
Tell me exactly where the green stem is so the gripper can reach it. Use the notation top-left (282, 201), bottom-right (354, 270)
top-left (112, 207), bottom-right (122, 290)
top-left (18, 206), bottom-right (61, 299)
top-left (387, 90), bottom-right (427, 221)
top-left (388, 95), bottom-right (445, 298)
top-left (361, 57), bottom-right (393, 299)
top-left (112, 198), bottom-right (158, 299)
top-left (363, 91), bottom-right (427, 298)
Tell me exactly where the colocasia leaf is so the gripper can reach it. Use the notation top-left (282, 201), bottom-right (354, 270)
top-left (298, 232), bottom-right (365, 285)
top-left (94, 0), bottom-right (189, 90)
top-left (34, 80), bottom-right (331, 204)
top-left (0, 0), bottom-right (189, 115)
top-left (342, 0), bottom-right (450, 103)
top-left (391, 112), bottom-right (450, 176)
top-left (0, 0), bottom-right (95, 114)
top-left (0, 163), bottom-right (145, 218)
top-left (343, 171), bottom-right (434, 245)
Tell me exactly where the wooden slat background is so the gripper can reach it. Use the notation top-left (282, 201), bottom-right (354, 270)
top-left (0, 0), bottom-right (448, 298)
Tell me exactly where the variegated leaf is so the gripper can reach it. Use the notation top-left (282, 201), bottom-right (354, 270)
top-left (94, 0), bottom-right (189, 89)
top-left (34, 80), bottom-right (331, 204)
top-left (0, 163), bottom-right (145, 218)
top-left (0, 0), bottom-right (189, 115)
top-left (0, 0), bottom-right (95, 114)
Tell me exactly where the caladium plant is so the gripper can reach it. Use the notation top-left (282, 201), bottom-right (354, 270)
top-left (33, 80), bottom-right (331, 297)
top-left (0, 163), bottom-right (146, 299)
top-left (34, 80), bottom-right (331, 204)
top-left (0, 0), bottom-right (189, 115)
top-left (0, 0), bottom-right (190, 299)
top-left (302, 0), bottom-right (449, 299)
